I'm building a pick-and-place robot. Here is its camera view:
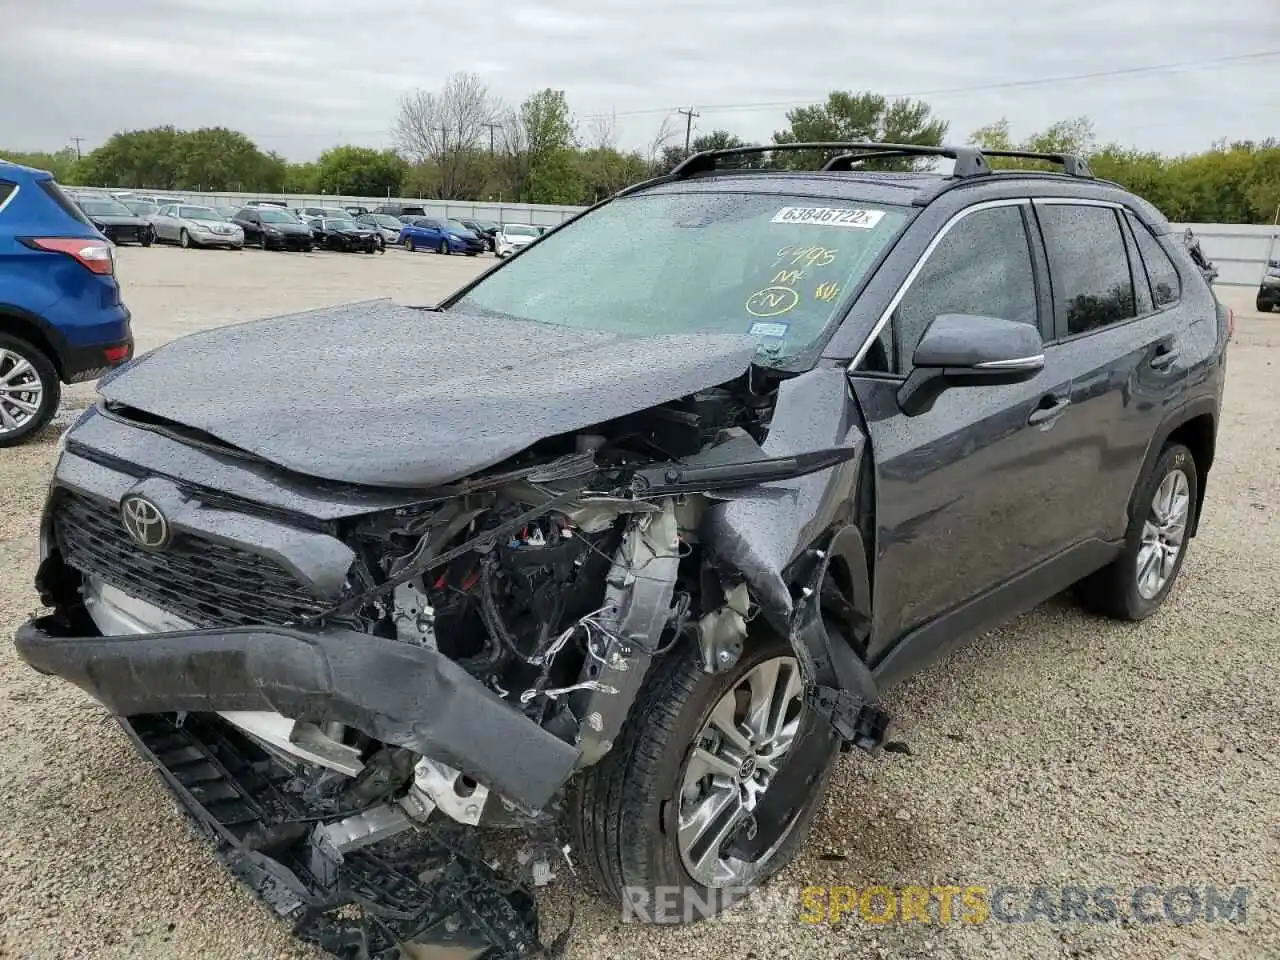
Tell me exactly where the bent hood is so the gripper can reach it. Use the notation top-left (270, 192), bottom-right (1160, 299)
top-left (98, 299), bottom-right (758, 488)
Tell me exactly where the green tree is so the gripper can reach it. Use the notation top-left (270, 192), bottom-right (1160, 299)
top-left (508, 88), bottom-right (581, 203)
top-left (315, 146), bottom-right (406, 196)
top-left (656, 130), bottom-right (767, 174)
top-left (75, 126), bottom-right (285, 191)
top-left (0, 147), bottom-right (82, 182)
top-left (969, 117), bottom-right (1095, 170)
top-left (773, 91), bottom-right (948, 170)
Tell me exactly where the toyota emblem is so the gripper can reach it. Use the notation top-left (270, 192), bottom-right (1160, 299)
top-left (120, 495), bottom-right (170, 549)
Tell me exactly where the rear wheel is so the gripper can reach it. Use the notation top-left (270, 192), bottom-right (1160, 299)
top-left (1076, 443), bottom-right (1198, 620)
top-left (0, 334), bottom-right (61, 447)
top-left (569, 633), bottom-right (839, 922)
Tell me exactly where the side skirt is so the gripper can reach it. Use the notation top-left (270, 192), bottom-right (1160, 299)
top-left (871, 538), bottom-right (1123, 690)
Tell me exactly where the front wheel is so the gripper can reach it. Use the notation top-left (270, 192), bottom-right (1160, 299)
top-left (0, 334), bottom-right (61, 448)
top-left (569, 633), bottom-right (839, 922)
top-left (438, 239), bottom-right (449, 255)
top-left (179, 229), bottom-right (192, 249)
top-left (1075, 442), bottom-right (1199, 620)
top-left (141, 230), bottom-right (153, 248)
top-left (404, 237), bottom-right (415, 253)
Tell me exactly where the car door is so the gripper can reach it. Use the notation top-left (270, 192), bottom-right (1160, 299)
top-left (237, 210), bottom-right (260, 241)
top-left (153, 205), bottom-right (176, 241)
top-left (1030, 200), bottom-right (1193, 544)
top-left (848, 199), bottom-right (1091, 660)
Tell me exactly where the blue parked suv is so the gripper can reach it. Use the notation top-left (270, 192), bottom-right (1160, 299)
top-left (0, 161), bottom-right (133, 446)
top-left (398, 216), bottom-right (485, 255)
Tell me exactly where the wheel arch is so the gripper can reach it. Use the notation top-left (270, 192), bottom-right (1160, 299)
top-left (0, 304), bottom-right (68, 381)
top-left (1127, 397), bottom-right (1217, 538)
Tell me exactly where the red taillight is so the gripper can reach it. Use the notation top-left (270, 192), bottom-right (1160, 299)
top-left (103, 345), bottom-right (130, 363)
top-left (26, 237), bottom-right (115, 275)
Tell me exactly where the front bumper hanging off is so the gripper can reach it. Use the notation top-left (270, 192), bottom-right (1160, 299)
top-left (119, 712), bottom-right (548, 959)
top-left (15, 614), bottom-right (580, 812)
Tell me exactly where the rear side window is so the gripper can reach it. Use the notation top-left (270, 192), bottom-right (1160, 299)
top-left (1125, 212), bottom-right (1180, 307)
top-left (38, 179), bottom-right (93, 226)
top-left (890, 204), bottom-right (1038, 371)
top-left (1038, 204), bottom-right (1135, 336)
top-left (0, 181), bottom-right (14, 209)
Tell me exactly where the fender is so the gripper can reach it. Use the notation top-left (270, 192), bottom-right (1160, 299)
top-left (1125, 394), bottom-right (1218, 537)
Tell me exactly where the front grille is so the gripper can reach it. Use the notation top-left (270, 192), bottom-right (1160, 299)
top-left (53, 488), bottom-right (334, 628)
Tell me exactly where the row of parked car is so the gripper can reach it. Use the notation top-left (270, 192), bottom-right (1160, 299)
top-left (64, 190), bottom-right (551, 258)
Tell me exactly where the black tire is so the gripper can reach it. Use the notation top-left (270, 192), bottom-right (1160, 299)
top-left (258, 233), bottom-right (268, 250)
top-left (141, 230), bottom-right (153, 248)
top-left (438, 239), bottom-right (449, 255)
top-left (0, 334), bottom-right (61, 448)
top-left (568, 633), bottom-right (839, 923)
top-left (404, 237), bottom-right (415, 253)
top-left (1075, 443), bottom-right (1199, 621)
top-left (179, 229), bottom-right (193, 249)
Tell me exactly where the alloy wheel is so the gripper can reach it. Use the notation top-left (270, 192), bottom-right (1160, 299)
top-left (0, 347), bottom-right (44, 436)
top-left (1136, 468), bottom-right (1190, 600)
top-left (677, 656), bottom-right (805, 888)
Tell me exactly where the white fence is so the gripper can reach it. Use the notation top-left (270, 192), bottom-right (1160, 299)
top-left (1170, 222), bottom-right (1278, 288)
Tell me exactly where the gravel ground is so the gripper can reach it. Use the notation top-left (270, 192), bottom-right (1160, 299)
top-left (0, 246), bottom-right (1276, 960)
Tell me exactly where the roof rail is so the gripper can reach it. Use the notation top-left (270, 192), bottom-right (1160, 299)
top-left (669, 141), bottom-right (1097, 181)
top-left (980, 149), bottom-right (1094, 178)
top-left (669, 141), bottom-right (993, 178)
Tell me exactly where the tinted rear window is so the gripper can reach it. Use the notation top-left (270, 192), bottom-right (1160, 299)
top-left (0, 181), bottom-right (14, 209)
top-left (39, 179), bottom-right (93, 226)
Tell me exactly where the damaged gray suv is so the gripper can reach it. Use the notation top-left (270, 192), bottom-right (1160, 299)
top-left (17, 142), bottom-right (1228, 958)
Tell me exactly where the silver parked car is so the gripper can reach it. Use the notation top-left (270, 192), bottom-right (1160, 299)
top-left (354, 213), bottom-right (404, 245)
top-left (150, 204), bottom-right (245, 249)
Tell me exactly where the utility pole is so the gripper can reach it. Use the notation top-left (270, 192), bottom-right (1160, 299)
top-left (678, 107), bottom-right (699, 156)
top-left (70, 136), bottom-right (84, 160)
top-left (483, 122), bottom-right (501, 153)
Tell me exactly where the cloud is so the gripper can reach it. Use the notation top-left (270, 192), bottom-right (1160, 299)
top-left (0, 0), bottom-right (1275, 160)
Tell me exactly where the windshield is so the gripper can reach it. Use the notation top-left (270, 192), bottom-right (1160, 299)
top-left (125, 201), bottom-right (157, 216)
top-left (474, 220), bottom-right (498, 230)
top-left (81, 199), bottom-right (134, 217)
top-left (504, 224), bottom-right (538, 237)
top-left (446, 219), bottom-right (470, 233)
top-left (326, 218), bottom-right (358, 230)
top-left (256, 209), bottom-right (294, 223)
top-left (458, 192), bottom-right (909, 366)
top-left (371, 215), bottom-right (401, 228)
top-left (181, 206), bottom-right (224, 221)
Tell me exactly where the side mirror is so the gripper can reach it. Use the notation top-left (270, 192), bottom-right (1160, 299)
top-left (897, 314), bottom-right (1044, 417)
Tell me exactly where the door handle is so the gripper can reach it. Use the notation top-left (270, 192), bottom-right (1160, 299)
top-left (1149, 345), bottom-right (1180, 370)
top-left (1028, 395), bottom-right (1071, 425)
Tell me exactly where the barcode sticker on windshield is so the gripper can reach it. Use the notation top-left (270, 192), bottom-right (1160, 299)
top-left (771, 207), bottom-right (884, 228)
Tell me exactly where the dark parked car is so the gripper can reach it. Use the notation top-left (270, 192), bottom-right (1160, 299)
top-left (307, 216), bottom-right (381, 252)
top-left (14, 141), bottom-right (1228, 956)
top-left (373, 202), bottom-right (428, 219)
top-left (400, 216), bottom-right (484, 255)
top-left (231, 206), bottom-right (314, 250)
top-left (1256, 258), bottom-right (1279, 312)
top-left (74, 196), bottom-right (154, 246)
top-left (457, 217), bottom-right (500, 251)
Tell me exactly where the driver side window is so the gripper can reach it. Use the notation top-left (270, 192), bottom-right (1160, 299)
top-left (889, 204), bottom-right (1038, 374)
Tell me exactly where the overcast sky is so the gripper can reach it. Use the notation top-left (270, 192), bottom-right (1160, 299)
top-left (1, 0), bottom-right (1276, 162)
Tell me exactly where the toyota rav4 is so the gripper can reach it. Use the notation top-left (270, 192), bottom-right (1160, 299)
top-left (16, 142), bottom-right (1228, 959)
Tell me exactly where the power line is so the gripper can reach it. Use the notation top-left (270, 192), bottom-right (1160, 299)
top-left (579, 48), bottom-right (1280, 121)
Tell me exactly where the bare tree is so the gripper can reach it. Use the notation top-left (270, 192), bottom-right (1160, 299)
top-left (392, 72), bottom-right (500, 199)
top-left (646, 113), bottom-right (679, 167)
top-left (583, 110), bottom-right (618, 151)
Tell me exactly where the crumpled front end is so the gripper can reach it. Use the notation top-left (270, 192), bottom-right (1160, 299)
top-left (16, 366), bottom-right (888, 957)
